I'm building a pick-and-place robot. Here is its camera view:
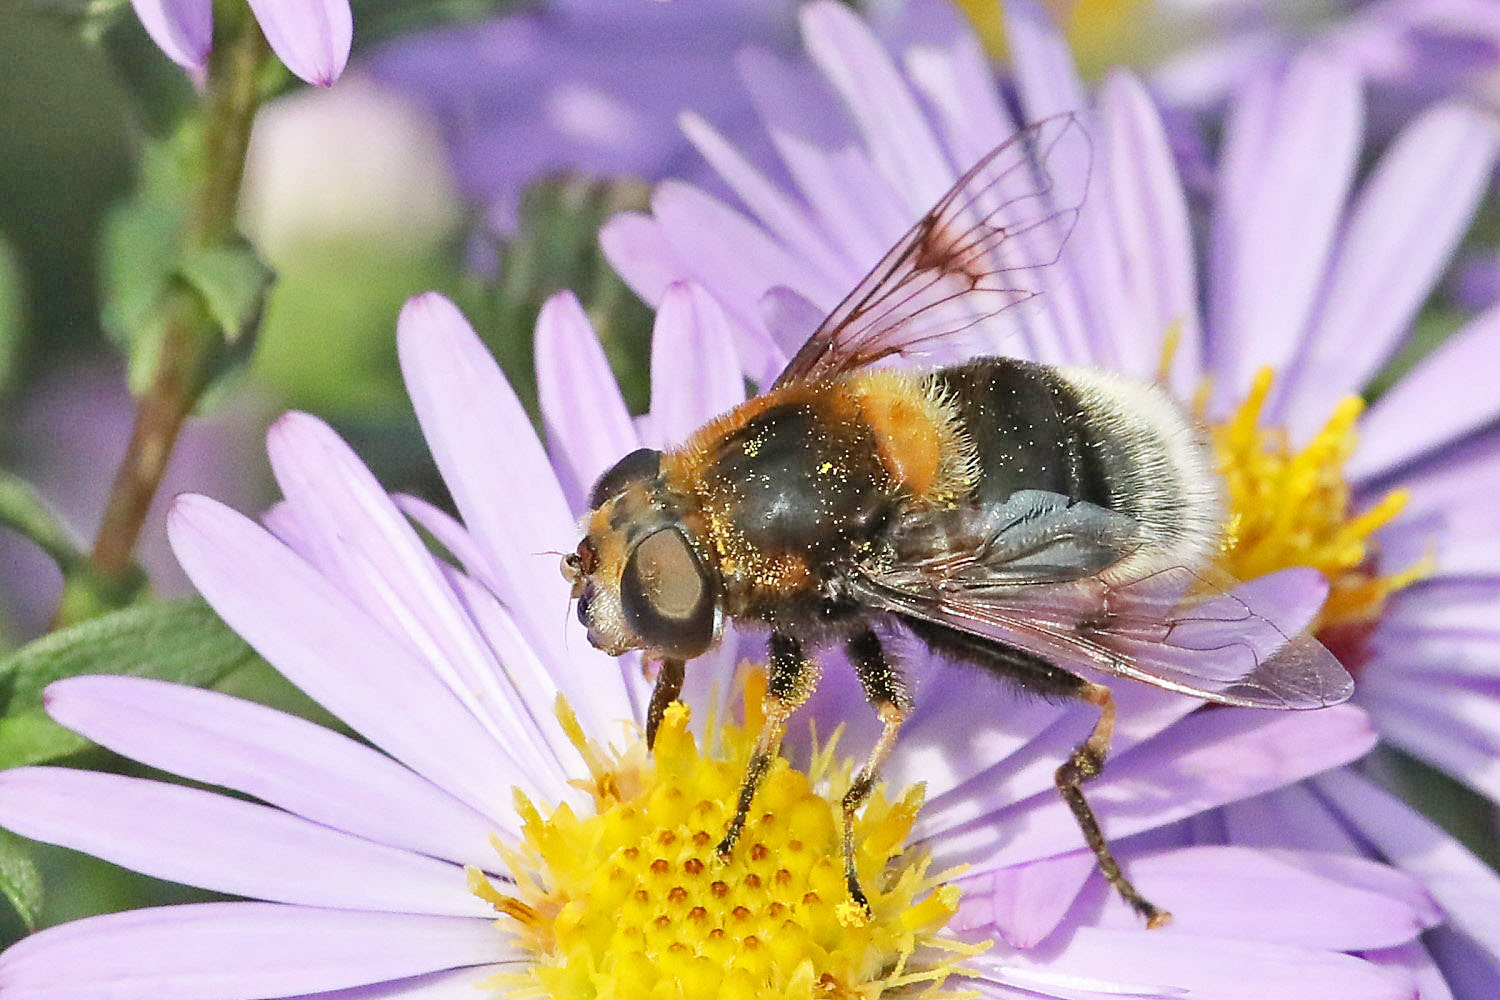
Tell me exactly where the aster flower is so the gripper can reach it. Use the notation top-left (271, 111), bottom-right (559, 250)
top-left (131, 0), bottom-right (351, 87)
top-left (598, 0), bottom-right (1500, 985)
top-left (364, 0), bottom-right (808, 235)
top-left (0, 289), bottom-right (1440, 998)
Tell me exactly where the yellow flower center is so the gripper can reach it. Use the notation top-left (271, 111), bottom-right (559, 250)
top-left (470, 676), bottom-right (984, 1000)
top-left (957, 0), bottom-right (1154, 78)
top-left (1211, 369), bottom-right (1426, 633)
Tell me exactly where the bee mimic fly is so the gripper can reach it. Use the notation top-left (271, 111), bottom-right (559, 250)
top-left (561, 114), bottom-right (1354, 926)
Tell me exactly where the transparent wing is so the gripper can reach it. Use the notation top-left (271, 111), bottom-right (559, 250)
top-left (854, 561), bottom-right (1353, 710)
top-left (772, 113), bottom-right (1091, 389)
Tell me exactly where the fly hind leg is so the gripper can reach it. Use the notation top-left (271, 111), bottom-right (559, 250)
top-left (1058, 682), bottom-right (1171, 928)
top-left (901, 616), bottom-right (1169, 928)
top-left (841, 629), bottom-right (910, 913)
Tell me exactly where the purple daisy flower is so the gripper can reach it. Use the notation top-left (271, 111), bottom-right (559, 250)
top-left (131, 0), bottom-right (352, 86)
top-left (0, 289), bottom-right (1446, 998)
top-left (597, 0), bottom-right (1500, 986)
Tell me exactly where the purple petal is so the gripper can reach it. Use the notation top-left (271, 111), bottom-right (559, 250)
top-left (1088, 847), bottom-right (1432, 950)
top-left (266, 411), bottom-right (571, 783)
top-left (1348, 304), bottom-right (1500, 482)
top-left (396, 292), bottom-right (574, 651)
top-left (953, 850), bottom-right (1096, 949)
top-left (646, 283), bottom-right (745, 447)
top-left (1208, 52), bottom-right (1364, 408)
top-left (680, 112), bottom-right (848, 289)
top-left (281, 966), bottom-right (514, 1000)
top-left (392, 494), bottom-right (504, 597)
top-left (799, 1), bottom-right (952, 211)
top-left (1004, 0), bottom-right (1088, 121)
top-left (0, 768), bottom-right (488, 916)
top-left (167, 493), bottom-right (529, 823)
top-left (929, 705), bottom-right (1377, 871)
top-left (1316, 771), bottom-right (1500, 958)
top-left (1221, 782), bottom-right (1365, 854)
top-left (0, 903), bottom-right (507, 1000)
top-left (736, 46), bottom-right (906, 272)
top-left (599, 211), bottom-right (689, 308)
top-left (1363, 942), bottom-right (1454, 1000)
top-left (1279, 102), bottom-right (1500, 436)
top-left (42, 676), bottom-right (500, 868)
top-left (247, 0), bottom-right (352, 87)
top-left (1359, 689), bottom-right (1500, 802)
top-left (130, 0), bottom-right (212, 76)
top-left (650, 180), bottom-right (829, 344)
top-left (533, 290), bottom-right (637, 513)
top-left (973, 926), bottom-right (1415, 1000)
top-left (1097, 71), bottom-right (1204, 393)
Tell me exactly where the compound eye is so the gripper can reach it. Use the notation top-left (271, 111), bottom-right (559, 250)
top-left (620, 527), bottom-right (716, 659)
top-left (589, 447), bottom-right (662, 509)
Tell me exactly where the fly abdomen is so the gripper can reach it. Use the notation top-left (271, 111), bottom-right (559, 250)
top-left (930, 358), bottom-right (1113, 510)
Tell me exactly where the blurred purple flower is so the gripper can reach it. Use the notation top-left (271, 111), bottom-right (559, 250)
top-left (130, 0), bottom-right (352, 86)
top-left (364, 0), bottom-right (844, 236)
top-left (599, 0), bottom-right (1500, 988)
top-left (0, 290), bottom-right (1451, 999)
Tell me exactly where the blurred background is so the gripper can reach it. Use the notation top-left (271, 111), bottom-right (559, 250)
top-left (1, 0), bottom-right (1496, 950)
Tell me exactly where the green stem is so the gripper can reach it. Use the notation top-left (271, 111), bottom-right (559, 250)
top-left (66, 18), bottom-right (268, 623)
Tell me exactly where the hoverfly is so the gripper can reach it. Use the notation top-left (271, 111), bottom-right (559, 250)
top-left (562, 114), bottom-right (1353, 926)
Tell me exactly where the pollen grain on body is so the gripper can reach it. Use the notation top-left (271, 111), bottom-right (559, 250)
top-left (469, 678), bottom-right (984, 1000)
top-left (1211, 368), bottom-right (1426, 630)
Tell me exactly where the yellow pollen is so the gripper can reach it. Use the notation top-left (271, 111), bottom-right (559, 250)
top-left (1212, 369), bottom-right (1427, 630)
top-left (470, 680), bottom-right (985, 1000)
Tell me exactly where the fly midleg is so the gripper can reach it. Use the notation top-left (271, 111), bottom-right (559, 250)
top-left (717, 632), bottom-right (820, 858)
top-left (842, 629), bottom-right (910, 912)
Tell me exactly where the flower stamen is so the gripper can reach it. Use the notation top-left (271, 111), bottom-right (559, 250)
top-left (1212, 368), bottom-right (1427, 631)
top-left (470, 681), bottom-right (985, 999)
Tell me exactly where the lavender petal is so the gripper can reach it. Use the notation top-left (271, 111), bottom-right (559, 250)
top-left (246, 0), bottom-right (352, 87)
top-left (646, 283), bottom-right (746, 447)
top-left (42, 675), bottom-right (499, 868)
top-left (395, 292), bottom-right (574, 651)
top-left (1208, 52), bottom-right (1364, 408)
top-left (927, 705), bottom-right (1376, 871)
top-left (1279, 102), bottom-right (1500, 436)
top-left (533, 290), bottom-right (637, 513)
top-left (0, 903), bottom-right (507, 1000)
top-left (129, 0), bottom-right (212, 77)
top-left (972, 926), bottom-right (1414, 1000)
top-left (167, 493), bottom-right (529, 824)
top-left (266, 411), bottom-right (571, 785)
top-left (1348, 304), bottom-right (1500, 482)
top-left (0, 768), bottom-right (487, 916)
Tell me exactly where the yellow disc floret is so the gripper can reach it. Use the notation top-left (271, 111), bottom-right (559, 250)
top-left (1212, 369), bottom-right (1427, 630)
top-left (471, 677), bottom-right (985, 1000)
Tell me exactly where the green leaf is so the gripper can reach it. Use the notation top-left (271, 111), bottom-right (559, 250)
top-left (0, 471), bottom-right (83, 574)
top-left (0, 710), bottom-right (87, 771)
top-left (179, 238), bottom-right (273, 345)
top-left (0, 829), bottom-right (42, 932)
top-left (0, 598), bottom-right (261, 765)
top-left (0, 471), bottom-right (147, 623)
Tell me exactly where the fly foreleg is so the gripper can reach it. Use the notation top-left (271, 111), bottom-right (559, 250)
top-left (644, 657), bottom-right (686, 750)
